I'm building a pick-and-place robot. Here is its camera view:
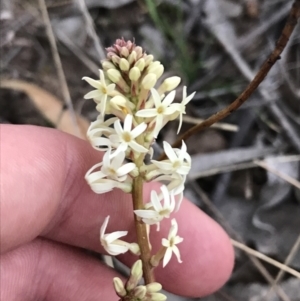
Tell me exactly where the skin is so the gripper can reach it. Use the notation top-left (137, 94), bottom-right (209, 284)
top-left (0, 125), bottom-right (235, 300)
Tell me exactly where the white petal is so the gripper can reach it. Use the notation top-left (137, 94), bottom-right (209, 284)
top-left (152, 115), bottom-right (163, 138)
top-left (84, 90), bottom-right (102, 100)
top-left (183, 90), bottom-right (196, 105)
top-left (174, 192), bottom-right (183, 212)
top-left (102, 149), bottom-right (111, 168)
top-left (134, 209), bottom-right (159, 219)
top-left (164, 106), bottom-right (177, 115)
top-left (105, 231), bottom-right (128, 244)
top-left (117, 162), bottom-right (136, 177)
top-left (129, 141), bottom-right (148, 153)
top-left (100, 94), bottom-right (108, 115)
top-left (107, 83), bottom-right (116, 94)
top-left (176, 165), bottom-right (190, 175)
top-left (82, 77), bottom-right (102, 89)
top-left (111, 151), bottom-right (125, 169)
top-left (109, 134), bottom-right (122, 145)
top-left (151, 160), bottom-right (172, 172)
top-left (99, 69), bottom-right (106, 86)
top-left (100, 216), bottom-right (110, 239)
top-left (172, 245), bottom-right (182, 263)
top-left (124, 114), bottom-right (133, 132)
top-left (150, 190), bottom-right (162, 212)
top-left (163, 141), bottom-right (177, 162)
top-left (135, 108), bottom-right (157, 118)
top-left (177, 113), bottom-right (183, 134)
top-left (179, 141), bottom-right (187, 161)
top-left (105, 244), bottom-right (129, 256)
top-left (86, 170), bottom-right (106, 183)
top-left (162, 90), bottom-right (176, 106)
top-left (90, 180), bottom-right (116, 194)
top-left (130, 122), bottom-right (147, 138)
top-left (173, 236), bottom-right (184, 244)
top-left (151, 88), bottom-right (162, 108)
top-left (114, 119), bottom-right (123, 136)
top-left (90, 137), bottom-right (111, 149)
top-left (162, 238), bottom-right (170, 247)
top-left (163, 247), bottom-right (173, 267)
top-left (161, 185), bottom-right (170, 208)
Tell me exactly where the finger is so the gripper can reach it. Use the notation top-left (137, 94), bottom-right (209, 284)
top-left (1, 125), bottom-right (234, 296)
top-left (0, 238), bottom-right (122, 301)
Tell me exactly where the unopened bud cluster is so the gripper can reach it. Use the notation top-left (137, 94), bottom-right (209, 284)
top-left (83, 39), bottom-right (195, 300)
top-left (113, 260), bottom-right (166, 301)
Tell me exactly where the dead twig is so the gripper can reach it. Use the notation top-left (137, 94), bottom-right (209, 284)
top-left (38, 0), bottom-right (80, 136)
top-left (231, 239), bottom-right (300, 279)
top-left (159, 0), bottom-right (300, 160)
top-left (264, 234), bottom-right (300, 301)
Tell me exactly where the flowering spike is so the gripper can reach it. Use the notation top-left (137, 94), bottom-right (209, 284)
top-left (83, 39), bottom-right (192, 299)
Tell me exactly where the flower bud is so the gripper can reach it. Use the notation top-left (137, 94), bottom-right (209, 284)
top-left (129, 67), bottom-right (141, 81)
top-left (110, 95), bottom-right (127, 110)
top-left (135, 58), bottom-right (145, 71)
top-left (102, 61), bottom-right (116, 70)
top-left (159, 76), bottom-right (181, 92)
top-left (146, 282), bottom-right (162, 293)
top-left (148, 61), bottom-right (160, 68)
top-left (128, 51), bottom-right (137, 64)
top-left (148, 64), bottom-right (164, 79)
top-left (135, 46), bottom-right (143, 57)
top-left (126, 259), bottom-right (143, 291)
top-left (145, 54), bottom-right (154, 66)
top-left (129, 242), bottom-right (140, 255)
top-left (149, 293), bottom-right (167, 301)
top-left (107, 69), bottom-right (121, 83)
top-left (141, 73), bottom-right (157, 90)
top-left (133, 285), bottom-right (147, 299)
top-left (120, 46), bottom-right (129, 57)
top-left (113, 277), bottom-right (126, 297)
top-left (111, 55), bottom-right (120, 65)
top-left (119, 58), bottom-right (130, 71)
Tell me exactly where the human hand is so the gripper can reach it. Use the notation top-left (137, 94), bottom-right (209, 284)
top-left (0, 125), bottom-right (234, 300)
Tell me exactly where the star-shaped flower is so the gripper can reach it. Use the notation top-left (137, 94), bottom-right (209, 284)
top-left (173, 86), bottom-right (195, 133)
top-left (162, 218), bottom-right (183, 267)
top-left (109, 114), bottom-right (148, 156)
top-left (134, 185), bottom-right (175, 229)
top-left (82, 69), bottom-right (116, 116)
top-left (135, 88), bottom-right (177, 138)
top-left (151, 141), bottom-right (191, 176)
top-left (100, 216), bottom-right (130, 256)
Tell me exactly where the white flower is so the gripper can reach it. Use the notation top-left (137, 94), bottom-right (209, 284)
top-left (134, 185), bottom-right (175, 229)
top-left (82, 69), bottom-right (116, 116)
top-left (151, 141), bottom-right (191, 176)
top-left (100, 149), bottom-right (136, 181)
top-left (162, 218), bottom-right (183, 267)
top-left (172, 86), bottom-right (196, 134)
top-left (87, 116), bottom-right (117, 151)
top-left (100, 216), bottom-right (130, 256)
top-left (135, 88), bottom-right (177, 138)
top-left (109, 114), bottom-right (148, 156)
top-left (85, 157), bottom-right (132, 194)
top-left (154, 173), bottom-right (186, 212)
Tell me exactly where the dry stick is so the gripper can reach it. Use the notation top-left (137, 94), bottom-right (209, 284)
top-left (38, 0), bottom-right (80, 137)
top-left (190, 182), bottom-right (291, 301)
top-left (159, 0), bottom-right (300, 160)
top-left (254, 160), bottom-right (300, 190)
top-left (231, 240), bottom-right (300, 279)
top-left (264, 234), bottom-right (300, 301)
top-left (76, 0), bottom-right (106, 61)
